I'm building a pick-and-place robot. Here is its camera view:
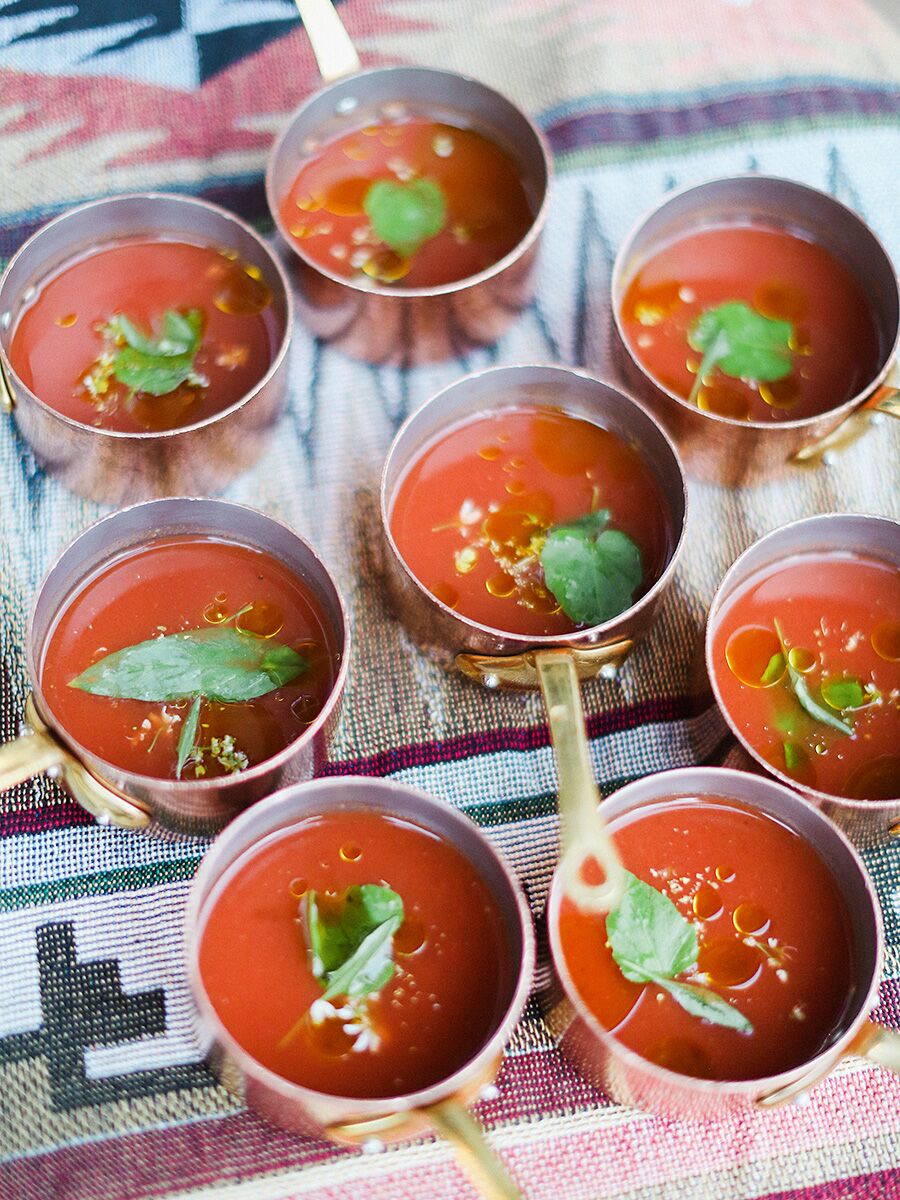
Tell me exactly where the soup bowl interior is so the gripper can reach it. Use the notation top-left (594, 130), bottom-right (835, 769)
top-left (0, 192), bottom-right (291, 433)
top-left (612, 174), bottom-right (899, 427)
top-left (546, 766), bottom-right (882, 1118)
top-left (185, 775), bottom-right (535, 1136)
top-left (266, 65), bottom-right (550, 297)
top-left (705, 512), bottom-right (900, 842)
top-left (25, 497), bottom-right (348, 832)
top-left (380, 363), bottom-right (687, 671)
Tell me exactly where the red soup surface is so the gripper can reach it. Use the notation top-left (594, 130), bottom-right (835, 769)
top-left (390, 406), bottom-right (672, 636)
top-left (280, 114), bottom-right (535, 288)
top-left (41, 537), bottom-right (337, 780)
top-left (198, 808), bottom-right (515, 1098)
top-left (9, 239), bottom-right (279, 433)
top-left (620, 226), bottom-right (882, 422)
top-left (711, 551), bottom-right (900, 800)
top-left (557, 796), bottom-right (858, 1081)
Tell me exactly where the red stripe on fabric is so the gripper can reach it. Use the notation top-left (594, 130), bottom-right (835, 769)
top-left (0, 1048), bottom-right (601, 1200)
top-left (0, 693), bottom-right (714, 836)
top-left (752, 1169), bottom-right (900, 1199)
top-left (323, 692), bottom-right (713, 779)
top-left (0, 799), bottom-right (94, 838)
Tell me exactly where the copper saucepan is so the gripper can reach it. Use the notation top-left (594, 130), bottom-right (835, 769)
top-left (0, 498), bottom-right (349, 834)
top-left (610, 175), bottom-right (900, 485)
top-left (545, 766), bottom-right (900, 1120)
top-left (380, 363), bottom-right (689, 911)
top-left (705, 512), bottom-right (900, 847)
top-left (265, 0), bottom-right (552, 365)
top-left (0, 193), bottom-right (292, 504)
top-left (185, 775), bottom-right (535, 1200)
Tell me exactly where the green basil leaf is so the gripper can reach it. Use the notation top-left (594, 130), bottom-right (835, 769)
top-left (656, 978), bottom-right (753, 1034)
top-left (68, 625), bottom-right (306, 703)
top-left (103, 309), bottom-right (204, 395)
top-left (161, 308), bottom-right (203, 354)
top-left (607, 871), bottom-right (698, 983)
top-left (305, 885), bottom-right (404, 1001)
top-left (363, 178), bottom-right (447, 256)
top-left (606, 872), bottom-right (753, 1035)
top-left (783, 741), bottom-right (805, 772)
top-left (176, 695), bottom-right (202, 780)
top-left (688, 301), bottom-right (793, 405)
top-left (112, 347), bottom-right (196, 397)
top-left (760, 652), bottom-right (785, 685)
top-left (821, 677), bottom-right (867, 712)
top-left (540, 510), bottom-right (643, 627)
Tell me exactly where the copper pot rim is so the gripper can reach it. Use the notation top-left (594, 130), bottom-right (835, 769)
top-left (184, 775), bottom-right (537, 1116)
top-left (546, 765), bottom-right (884, 1098)
top-left (379, 362), bottom-right (689, 650)
top-left (0, 191), bottom-right (294, 442)
top-left (265, 64), bottom-right (554, 300)
top-left (24, 496), bottom-right (351, 796)
top-left (704, 511), bottom-right (900, 813)
top-left (610, 172), bottom-right (900, 433)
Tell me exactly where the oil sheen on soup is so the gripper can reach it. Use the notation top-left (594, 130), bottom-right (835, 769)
top-left (390, 406), bottom-right (671, 636)
top-left (620, 226), bottom-right (881, 422)
top-left (198, 809), bottom-right (514, 1098)
top-left (41, 537), bottom-right (337, 780)
top-left (9, 239), bottom-right (279, 433)
top-left (711, 550), bottom-right (900, 800)
top-left (280, 112), bottom-right (534, 288)
top-left (557, 796), bottom-right (858, 1081)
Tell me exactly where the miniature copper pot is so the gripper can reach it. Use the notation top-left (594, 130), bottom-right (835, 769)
top-left (265, 0), bottom-right (551, 365)
top-left (381, 364), bottom-right (688, 911)
top-left (705, 512), bottom-right (900, 846)
top-left (185, 775), bottom-right (534, 1200)
top-left (0, 193), bottom-right (292, 504)
top-left (0, 498), bottom-right (348, 834)
top-left (545, 766), bottom-right (900, 1119)
top-left (610, 175), bottom-right (900, 485)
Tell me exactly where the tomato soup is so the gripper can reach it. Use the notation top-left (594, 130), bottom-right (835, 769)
top-left (41, 537), bottom-right (337, 781)
top-left (557, 796), bottom-right (858, 1081)
top-left (390, 406), bottom-right (671, 636)
top-left (198, 808), bottom-right (514, 1098)
top-left (711, 551), bottom-right (900, 801)
top-left (620, 226), bottom-right (881, 422)
top-left (280, 114), bottom-right (534, 288)
top-left (9, 239), bottom-right (279, 433)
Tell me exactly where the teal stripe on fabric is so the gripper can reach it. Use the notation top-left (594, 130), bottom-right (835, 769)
top-left (0, 856), bottom-right (201, 914)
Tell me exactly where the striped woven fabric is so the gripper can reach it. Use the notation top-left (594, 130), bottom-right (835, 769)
top-left (1, 2), bottom-right (899, 1197)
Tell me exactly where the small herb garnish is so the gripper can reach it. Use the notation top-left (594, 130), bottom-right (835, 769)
top-left (305, 884), bottom-right (405, 1001)
top-left (607, 871), bottom-right (752, 1034)
top-left (69, 614), bottom-right (306, 778)
top-left (773, 620), bottom-right (853, 735)
top-left (363, 178), bottom-right (447, 257)
top-left (760, 651), bottom-right (785, 686)
top-left (95, 308), bottom-right (207, 398)
top-left (687, 301), bottom-right (793, 406)
top-left (820, 677), bottom-right (870, 712)
top-left (539, 509), bottom-right (643, 627)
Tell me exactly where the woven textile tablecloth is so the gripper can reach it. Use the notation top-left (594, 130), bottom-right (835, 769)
top-left (1, 2), bottom-right (900, 1198)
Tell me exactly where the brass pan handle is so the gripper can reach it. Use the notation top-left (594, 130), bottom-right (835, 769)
top-left (756, 1020), bottom-right (900, 1108)
top-left (791, 380), bottom-right (900, 466)
top-left (427, 1099), bottom-right (522, 1200)
top-left (329, 1098), bottom-right (522, 1199)
top-left (0, 695), bottom-right (150, 829)
top-left (535, 650), bottom-right (626, 914)
top-left (857, 1020), bottom-right (900, 1075)
top-left (293, 0), bottom-right (361, 82)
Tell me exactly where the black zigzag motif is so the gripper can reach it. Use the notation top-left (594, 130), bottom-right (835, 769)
top-left (0, 922), bottom-right (213, 1110)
